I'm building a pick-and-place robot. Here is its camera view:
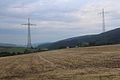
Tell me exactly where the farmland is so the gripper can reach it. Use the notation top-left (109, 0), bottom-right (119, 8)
top-left (0, 45), bottom-right (120, 80)
top-left (0, 47), bottom-right (26, 53)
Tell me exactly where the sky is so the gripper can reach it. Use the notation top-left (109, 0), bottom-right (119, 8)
top-left (0, 0), bottom-right (120, 45)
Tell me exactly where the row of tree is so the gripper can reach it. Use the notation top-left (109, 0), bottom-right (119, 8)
top-left (0, 48), bottom-right (48, 57)
top-left (58, 42), bottom-right (115, 49)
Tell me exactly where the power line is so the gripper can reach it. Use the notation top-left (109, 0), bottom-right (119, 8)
top-left (13, 4), bottom-right (35, 48)
top-left (22, 18), bottom-right (36, 48)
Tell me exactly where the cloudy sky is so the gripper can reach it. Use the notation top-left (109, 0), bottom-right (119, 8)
top-left (0, 0), bottom-right (120, 45)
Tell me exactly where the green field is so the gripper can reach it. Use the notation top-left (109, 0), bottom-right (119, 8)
top-left (0, 47), bottom-right (26, 53)
top-left (0, 47), bottom-right (48, 57)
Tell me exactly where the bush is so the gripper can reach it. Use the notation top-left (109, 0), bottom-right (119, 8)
top-left (0, 52), bottom-right (15, 57)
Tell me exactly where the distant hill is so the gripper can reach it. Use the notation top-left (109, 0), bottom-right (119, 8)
top-left (37, 43), bottom-right (52, 48)
top-left (0, 43), bottom-right (20, 48)
top-left (38, 28), bottom-right (120, 50)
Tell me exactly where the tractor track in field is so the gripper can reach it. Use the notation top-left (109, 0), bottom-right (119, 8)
top-left (36, 54), bottom-right (55, 67)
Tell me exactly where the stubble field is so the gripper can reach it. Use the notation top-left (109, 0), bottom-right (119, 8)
top-left (0, 45), bottom-right (120, 80)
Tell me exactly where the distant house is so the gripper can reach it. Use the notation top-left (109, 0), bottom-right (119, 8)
top-left (66, 46), bottom-right (70, 49)
top-left (75, 46), bottom-right (79, 48)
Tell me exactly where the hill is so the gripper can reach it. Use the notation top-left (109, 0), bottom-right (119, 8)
top-left (0, 43), bottom-right (18, 48)
top-left (38, 28), bottom-right (120, 50)
top-left (0, 44), bottom-right (120, 80)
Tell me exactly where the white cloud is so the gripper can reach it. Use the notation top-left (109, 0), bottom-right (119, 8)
top-left (2, 0), bottom-right (120, 30)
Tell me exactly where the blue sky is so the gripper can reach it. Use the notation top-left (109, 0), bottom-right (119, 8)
top-left (0, 0), bottom-right (120, 45)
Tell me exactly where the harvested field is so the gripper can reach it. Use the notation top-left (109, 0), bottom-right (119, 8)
top-left (0, 45), bottom-right (120, 80)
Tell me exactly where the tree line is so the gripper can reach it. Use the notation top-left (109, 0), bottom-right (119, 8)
top-left (0, 48), bottom-right (48, 57)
